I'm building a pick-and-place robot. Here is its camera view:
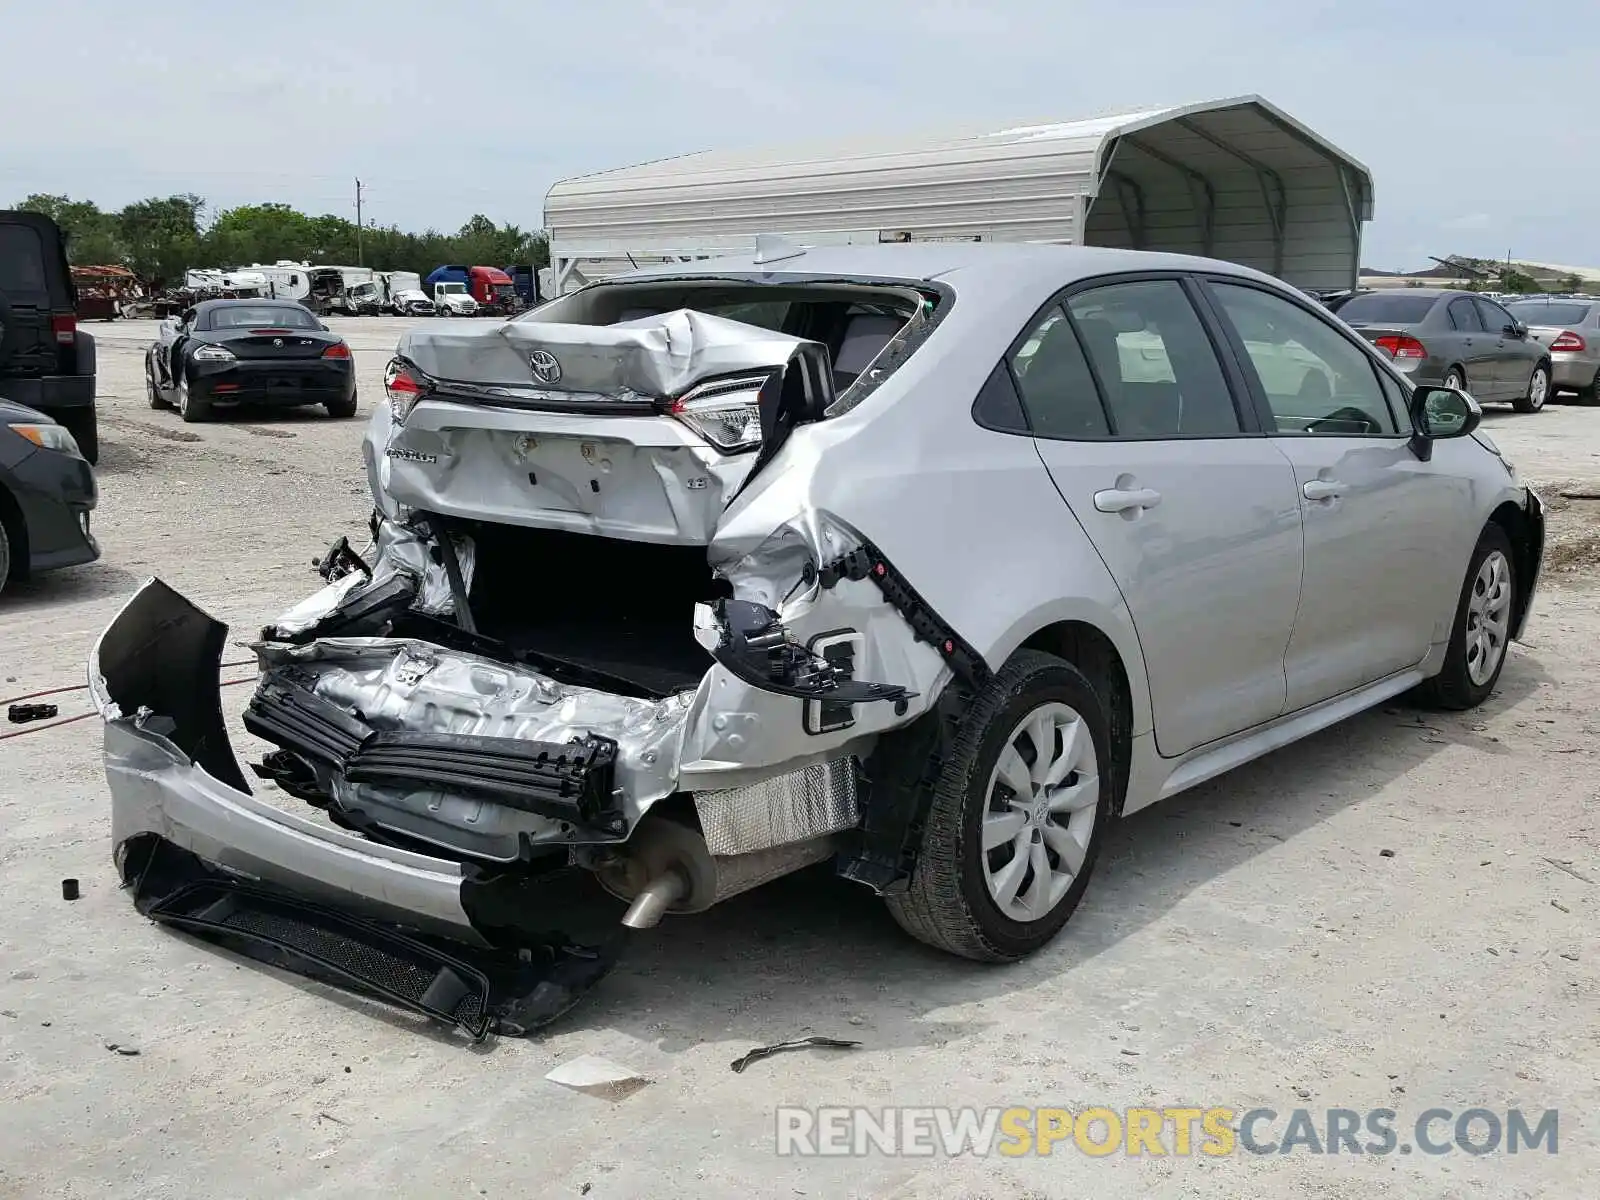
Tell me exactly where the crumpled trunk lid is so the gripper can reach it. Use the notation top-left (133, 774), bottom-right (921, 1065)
top-left (380, 308), bottom-right (832, 545)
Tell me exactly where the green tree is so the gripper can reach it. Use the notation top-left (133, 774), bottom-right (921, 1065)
top-left (1560, 273), bottom-right (1583, 294)
top-left (15, 193), bottom-right (124, 264)
top-left (1498, 268), bottom-right (1539, 295)
top-left (205, 203), bottom-right (314, 267)
top-left (117, 194), bottom-right (204, 289)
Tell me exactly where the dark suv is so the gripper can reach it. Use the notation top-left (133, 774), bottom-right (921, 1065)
top-left (0, 212), bottom-right (99, 462)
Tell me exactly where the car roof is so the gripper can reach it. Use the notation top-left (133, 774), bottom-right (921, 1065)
top-left (607, 241), bottom-right (1285, 295)
top-left (192, 298), bottom-right (311, 311)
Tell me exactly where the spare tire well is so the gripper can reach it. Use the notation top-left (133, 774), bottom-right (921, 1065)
top-left (1020, 621), bottom-right (1131, 815)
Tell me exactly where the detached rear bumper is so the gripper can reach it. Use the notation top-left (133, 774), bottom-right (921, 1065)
top-left (91, 578), bottom-right (480, 942)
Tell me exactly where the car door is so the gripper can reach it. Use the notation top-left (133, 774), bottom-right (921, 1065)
top-left (1444, 296), bottom-right (1499, 398)
top-left (1016, 275), bottom-right (1305, 757)
top-left (1476, 296), bottom-right (1536, 397)
top-left (1202, 278), bottom-right (1461, 709)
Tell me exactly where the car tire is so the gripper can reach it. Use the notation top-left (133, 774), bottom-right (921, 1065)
top-left (1443, 368), bottom-right (1466, 393)
top-left (0, 511), bottom-right (11, 597)
top-left (146, 357), bottom-right (166, 409)
top-left (1411, 523), bottom-right (1517, 711)
top-left (1513, 364), bottom-right (1550, 413)
top-left (58, 407), bottom-right (99, 465)
top-left (886, 650), bottom-right (1116, 962)
top-left (325, 388), bottom-right (358, 419)
top-left (177, 373), bottom-right (210, 423)
top-left (1578, 368), bottom-right (1600, 406)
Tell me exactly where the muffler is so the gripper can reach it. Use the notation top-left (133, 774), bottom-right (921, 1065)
top-left (598, 814), bottom-right (837, 929)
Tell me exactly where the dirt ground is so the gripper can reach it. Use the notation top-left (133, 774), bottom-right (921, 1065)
top-left (1, 318), bottom-right (1596, 1198)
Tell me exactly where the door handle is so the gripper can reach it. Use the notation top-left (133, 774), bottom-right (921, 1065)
top-left (1302, 479), bottom-right (1347, 502)
top-left (1094, 487), bottom-right (1162, 513)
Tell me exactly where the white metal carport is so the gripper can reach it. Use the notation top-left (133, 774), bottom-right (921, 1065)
top-left (543, 95), bottom-right (1373, 297)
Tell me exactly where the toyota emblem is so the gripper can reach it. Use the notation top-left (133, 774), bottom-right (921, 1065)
top-left (529, 350), bottom-right (562, 383)
top-left (273, 337), bottom-right (283, 347)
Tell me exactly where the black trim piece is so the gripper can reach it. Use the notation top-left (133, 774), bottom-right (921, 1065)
top-left (818, 543), bottom-right (992, 691)
top-left (836, 683), bottom-right (971, 895)
top-left (425, 513), bottom-right (477, 635)
top-left (708, 598), bottom-right (913, 706)
top-left (347, 732), bottom-right (621, 831)
top-left (120, 834), bottom-right (618, 1040)
top-left (243, 674), bottom-right (625, 835)
top-left (266, 570), bottom-right (419, 644)
top-left (149, 878), bottom-right (496, 1040)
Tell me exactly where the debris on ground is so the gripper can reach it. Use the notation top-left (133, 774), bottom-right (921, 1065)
top-left (61, 879), bottom-right (80, 901)
top-left (729, 1036), bottom-right (862, 1074)
top-left (7, 703), bottom-right (59, 724)
top-left (103, 1042), bottom-right (140, 1056)
top-left (544, 1055), bottom-right (651, 1101)
top-left (1379, 849), bottom-right (1396, 858)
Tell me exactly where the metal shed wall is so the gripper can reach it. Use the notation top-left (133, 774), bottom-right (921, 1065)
top-left (544, 96), bottom-right (1371, 294)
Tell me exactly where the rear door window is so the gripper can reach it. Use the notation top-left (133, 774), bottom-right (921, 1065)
top-left (1448, 298), bottom-right (1484, 332)
top-left (1065, 279), bottom-right (1243, 438)
top-left (1008, 307), bottom-right (1110, 438)
top-left (0, 224), bottom-right (50, 300)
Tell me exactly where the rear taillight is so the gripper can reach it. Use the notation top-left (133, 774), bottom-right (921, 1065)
top-left (1551, 330), bottom-right (1587, 352)
top-left (322, 342), bottom-right (351, 359)
top-left (51, 314), bottom-right (76, 345)
top-left (1375, 334), bottom-right (1427, 360)
top-left (384, 357), bottom-right (426, 423)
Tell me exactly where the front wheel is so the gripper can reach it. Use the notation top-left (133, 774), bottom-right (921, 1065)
top-left (146, 357), bottom-right (166, 409)
top-left (1514, 364), bottom-right (1550, 413)
top-left (886, 650), bottom-right (1116, 962)
top-left (1578, 368), bottom-right (1600, 406)
top-left (1412, 524), bottom-right (1516, 710)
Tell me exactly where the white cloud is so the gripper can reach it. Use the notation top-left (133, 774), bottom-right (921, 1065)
top-left (3, 0), bottom-right (1596, 268)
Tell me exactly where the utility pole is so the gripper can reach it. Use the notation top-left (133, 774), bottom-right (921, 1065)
top-left (355, 178), bottom-right (365, 266)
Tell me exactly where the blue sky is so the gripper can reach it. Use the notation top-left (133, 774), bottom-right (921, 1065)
top-left (8, 0), bottom-right (1594, 270)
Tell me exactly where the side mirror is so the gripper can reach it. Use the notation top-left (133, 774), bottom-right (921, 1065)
top-left (1410, 384), bottom-right (1480, 460)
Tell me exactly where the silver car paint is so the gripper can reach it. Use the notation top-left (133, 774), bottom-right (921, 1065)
top-left (94, 243), bottom-right (1540, 924)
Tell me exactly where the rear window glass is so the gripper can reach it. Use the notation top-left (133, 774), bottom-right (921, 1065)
top-left (0, 225), bottom-right (49, 298)
top-left (1332, 293), bottom-right (1437, 323)
top-left (1507, 301), bottom-right (1593, 325)
top-left (204, 305), bottom-right (319, 329)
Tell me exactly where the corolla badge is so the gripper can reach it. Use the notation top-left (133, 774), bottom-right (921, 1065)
top-left (529, 350), bottom-right (562, 383)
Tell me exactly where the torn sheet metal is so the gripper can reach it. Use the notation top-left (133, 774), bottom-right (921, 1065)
top-left (396, 308), bottom-right (823, 404)
top-left (265, 517), bottom-right (473, 639)
top-left (729, 1036), bottom-right (861, 1074)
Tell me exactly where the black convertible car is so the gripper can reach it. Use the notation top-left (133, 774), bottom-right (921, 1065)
top-left (145, 299), bottom-right (357, 422)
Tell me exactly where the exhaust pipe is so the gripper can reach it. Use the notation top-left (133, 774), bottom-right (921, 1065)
top-left (598, 815), bottom-right (838, 929)
top-left (620, 869), bottom-right (688, 930)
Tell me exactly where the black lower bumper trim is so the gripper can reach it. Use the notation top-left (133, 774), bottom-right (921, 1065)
top-left (150, 877), bottom-right (496, 1039)
top-left (122, 833), bottom-right (618, 1040)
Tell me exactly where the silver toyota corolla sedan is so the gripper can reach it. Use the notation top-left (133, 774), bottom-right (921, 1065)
top-left (91, 243), bottom-right (1544, 1035)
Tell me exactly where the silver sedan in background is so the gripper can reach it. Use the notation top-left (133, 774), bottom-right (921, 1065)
top-left (1330, 288), bottom-right (1554, 412)
top-left (1504, 297), bottom-right (1600, 403)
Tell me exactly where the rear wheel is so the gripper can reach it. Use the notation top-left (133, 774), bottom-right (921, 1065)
top-left (1443, 368), bottom-right (1465, 392)
top-left (1412, 524), bottom-right (1516, 710)
top-left (1513, 364), bottom-right (1550, 413)
top-left (886, 650), bottom-right (1116, 962)
top-left (325, 388), bottom-right (358, 419)
top-left (1578, 368), bottom-right (1600, 406)
top-left (0, 514), bottom-right (11, 597)
top-left (177, 373), bottom-right (210, 423)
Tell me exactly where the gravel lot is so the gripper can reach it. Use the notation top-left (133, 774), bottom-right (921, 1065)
top-left (1, 317), bottom-right (1597, 1198)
